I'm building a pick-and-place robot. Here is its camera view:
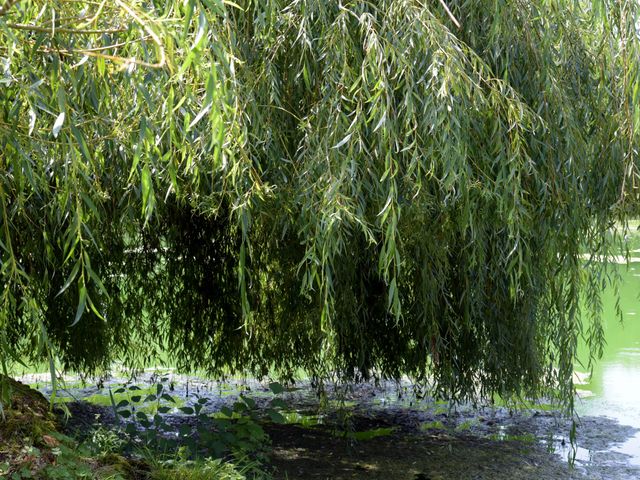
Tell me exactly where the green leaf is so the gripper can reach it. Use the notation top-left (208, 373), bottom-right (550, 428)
top-left (52, 112), bottom-right (65, 138)
top-left (70, 284), bottom-right (87, 327)
top-left (240, 395), bottom-right (255, 409)
top-left (270, 398), bottom-right (287, 409)
top-left (141, 165), bottom-right (155, 223)
top-left (108, 389), bottom-right (120, 426)
top-left (56, 260), bottom-right (81, 297)
top-left (268, 382), bottom-right (285, 395)
top-left (332, 133), bottom-right (352, 150)
top-left (268, 410), bottom-right (285, 424)
top-left (71, 127), bottom-right (92, 163)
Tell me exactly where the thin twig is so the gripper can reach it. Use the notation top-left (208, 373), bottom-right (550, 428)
top-left (72, 35), bottom-right (151, 52)
top-left (438, 0), bottom-right (461, 29)
top-left (77, 0), bottom-right (108, 29)
top-left (6, 23), bottom-right (127, 34)
top-left (113, 0), bottom-right (166, 69)
top-left (0, 0), bottom-right (19, 16)
top-left (40, 46), bottom-right (163, 69)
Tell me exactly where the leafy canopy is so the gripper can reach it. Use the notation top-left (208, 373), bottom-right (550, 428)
top-left (1, 0), bottom-right (639, 409)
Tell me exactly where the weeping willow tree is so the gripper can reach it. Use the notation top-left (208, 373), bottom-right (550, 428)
top-left (1, 0), bottom-right (639, 409)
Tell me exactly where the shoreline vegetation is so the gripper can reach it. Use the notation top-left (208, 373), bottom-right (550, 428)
top-left (3, 372), bottom-right (639, 479)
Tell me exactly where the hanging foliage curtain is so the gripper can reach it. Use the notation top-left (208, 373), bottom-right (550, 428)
top-left (0, 0), bottom-right (639, 408)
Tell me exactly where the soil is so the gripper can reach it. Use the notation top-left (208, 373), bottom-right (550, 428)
top-left (262, 410), bottom-right (640, 479)
top-left (265, 422), bottom-right (572, 480)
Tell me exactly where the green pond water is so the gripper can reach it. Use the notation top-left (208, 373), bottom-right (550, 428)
top-left (575, 235), bottom-right (640, 464)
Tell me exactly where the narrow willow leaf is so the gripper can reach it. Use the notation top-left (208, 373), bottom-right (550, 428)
top-left (72, 126), bottom-right (92, 162)
top-left (87, 265), bottom-right (110, 299)
top-left (373, 112), bottom-right (386, 133)
top-left (28, 108), bottom-right (36, 135)
top-left (56, 259), bottom-right (81, 297)
top-left (71, 284), bottom-right (87, 327)
top-left (222, 0), bottom-right (243, 9)
top-left (332, 133), bottom-right (352, 149)
top-left (141, 165), bottom-right (154, 222)
top-left (192, 11), bottom-right (208, 50)
top-left (80, 192), bottom-right (100, 219)
top-left (188, 102), bottom-right (211, 130)
top-left (387, 277), bottom-right (397, 310)
top-left (52, 112), bottom-right (65, 138)
top-left (87, 293), bottom-right (106, 321)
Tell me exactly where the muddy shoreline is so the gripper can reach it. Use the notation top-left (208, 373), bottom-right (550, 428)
top-left (20, 373), bottom-right (640, 479)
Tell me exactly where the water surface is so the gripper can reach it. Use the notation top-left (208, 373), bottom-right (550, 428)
top-left (575, 252), bottom-right (640, 465)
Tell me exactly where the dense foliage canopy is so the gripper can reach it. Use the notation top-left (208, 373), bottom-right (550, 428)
top-left (1, 0), bottom-right (639, 408)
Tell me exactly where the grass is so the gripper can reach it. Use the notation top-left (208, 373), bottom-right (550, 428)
top-left (420, 421), bottom-right (446, 431)
top-left (149, 458), bottom-right (261, 480)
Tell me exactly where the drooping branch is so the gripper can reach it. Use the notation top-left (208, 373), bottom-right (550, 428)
top-left (0, 0), bottom-right (18, 16)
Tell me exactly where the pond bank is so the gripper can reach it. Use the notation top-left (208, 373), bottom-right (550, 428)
top-left (17, 372), bottom-right (640, 479)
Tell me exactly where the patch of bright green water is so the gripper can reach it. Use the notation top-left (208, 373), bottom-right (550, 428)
top-left (489, 396), bottom-right (558, 412)
top-left (575, 264), bottom-right (640, 421)
top-left (327, 400), bottom-right (357, 408)
top-left (575, 229), bottom-right (640, 465)
top-left (456, 420), bottom-right (476, 431)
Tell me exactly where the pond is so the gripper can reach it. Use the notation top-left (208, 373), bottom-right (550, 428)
top-left (574, 253), bottom-right (640, 466)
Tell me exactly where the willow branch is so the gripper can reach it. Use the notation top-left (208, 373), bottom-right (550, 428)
top-left (6, 23), bottom-right (127, 34)
top-left (438, 0), bottom-right (461, 29)
top-left (113, 0), bottom-right (166, 69)
top-left (40, 46), bottom-right (164, 68)
top-left (0, 0), bottom-right (18, 16)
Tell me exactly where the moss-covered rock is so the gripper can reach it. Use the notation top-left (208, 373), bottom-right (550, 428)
top-left (0, 375), bottom-right (57, 444)
top-left (0, 376), bottom-right (142, 479)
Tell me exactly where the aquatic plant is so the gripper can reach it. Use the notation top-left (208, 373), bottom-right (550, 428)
top-left (106, 378), bottom-right (286, 459)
